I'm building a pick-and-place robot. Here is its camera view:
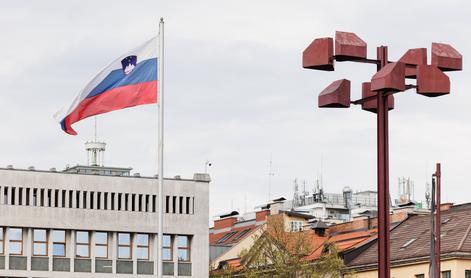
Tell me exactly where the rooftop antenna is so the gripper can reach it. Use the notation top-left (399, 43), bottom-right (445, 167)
top-left (244, 194), bottom-right (247, 214)
top-left (268, 153), bottom-right (275, 201)
top-left (320, 153), bottom-right (324, 189)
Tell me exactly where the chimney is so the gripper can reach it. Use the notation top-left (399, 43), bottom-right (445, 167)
top-left (270, 202), bottom-right (284, 215)
top-left (213, 211), bottom-right (239, 230)
top-left (440, 203), bottom-right (454, 211)
top-left (214, 217), bottom-right (237, 230)
top-left (256, 210), bottom-right (270, 222)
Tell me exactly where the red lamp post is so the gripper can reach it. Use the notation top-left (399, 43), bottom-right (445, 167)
top-left (303, 31), bottom-right (462, 278)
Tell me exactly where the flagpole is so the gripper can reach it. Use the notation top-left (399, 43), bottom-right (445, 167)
top-left (157, 18), bottom-right (164, 278)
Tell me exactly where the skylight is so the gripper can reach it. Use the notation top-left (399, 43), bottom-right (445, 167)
top-left (216, 231), bottom-right (237, 244)
top-left (400, 238), bottom-right (417, 249)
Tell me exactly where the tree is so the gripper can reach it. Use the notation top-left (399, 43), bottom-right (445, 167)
top-left (236, 215), bottom-right (349, 278)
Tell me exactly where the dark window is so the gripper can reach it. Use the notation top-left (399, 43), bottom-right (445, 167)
top-left (83, 191), bottom-right (88, 209)
top-left (68, 190), bottom-right (73, 208)
top-left (18, 188), bottom-right (23, 205)
top-left (111, 193), bottom-right (115, 210)
top-left (118, 193), bottom-right (122, 210)
top-left (62, 190), bottom-right (66, 207)
top-left (75, 191), bottom-right (80, 208)
top-left (11, 187), bottom-right (15, 205)
top-left (465, 270), bottom-right (471, 278)
top-left (90, 192), bottom-right (95, 209)
top-left (152, 195), bottom-right (157, 213)
top-left (179, 196), bottom-right (184, 214)
top-left (186, 197), bottom-right (190, 214)
top-left (415, 274), bottom-right (425, 278)
top-left (442, 270), bottom-right (451, 278)
top-left (104, 193), bottom-right (108, 210)
top-left (26, 188), bottom-right (30, 206)
top-left (124, 194), bottom-right (129, 211)
top-left (138, 194), bottom-right (143, 212)
top-left (54, 190), bottom-right (59, 207)
top-left (145, 195), bottom-right (150, 212)
top-left (172, 196), bottom-right (177, 213)
top-left (165, 196), bottom-right (170, 213)
top-left (131, 194), bottom-right (136, 211)
top-left (47, 189), bottom-right (52, 207)
top-left (97, 192), bottom-right (101, 209)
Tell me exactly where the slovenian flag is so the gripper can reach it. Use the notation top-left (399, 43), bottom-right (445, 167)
top-left (54, 37), bottom-right (158, 135)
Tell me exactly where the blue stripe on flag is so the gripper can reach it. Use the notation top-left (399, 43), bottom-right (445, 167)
top-left (86, 58), bottom-right (157, 99)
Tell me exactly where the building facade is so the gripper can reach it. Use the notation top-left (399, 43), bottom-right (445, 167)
top-left (0, 165), bottom-right (210, 277)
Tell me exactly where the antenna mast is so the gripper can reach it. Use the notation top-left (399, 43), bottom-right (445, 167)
top-left (268, 154), bottom-right (274, 201)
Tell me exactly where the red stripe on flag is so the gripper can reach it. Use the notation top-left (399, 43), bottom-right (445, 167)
top-left (63, 81), bottom-right (157, 135)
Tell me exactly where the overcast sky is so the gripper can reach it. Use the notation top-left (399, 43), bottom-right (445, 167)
top-left (0, 0), bottom-right (469, 220)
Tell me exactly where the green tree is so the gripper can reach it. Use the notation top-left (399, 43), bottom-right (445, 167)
top-left (234, 215), bottom-right (349, 278)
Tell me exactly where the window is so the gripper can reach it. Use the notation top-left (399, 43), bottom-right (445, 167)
top-left (165, 196), bottom-right (170, 213)
top-left (52, 230), bottom-right (66, 257)
top-left (216, 232), bottom-right (237, 244)
top-left (290, 221), bottom-right (303, 232)
top-left (176, 235), bottom-right (190, 262)
top-left (162, 235), bottom-right (173, 261)
top-left (76, 231), bottom-right (90, 258)
top-left (415, 274), bottom-right (425, 278)
top-left (179, 196), bottom-right (184, 214)
top-left (186, 197), bottom-right (190, 214)
top-left (466, 270), bottom-right (471, 278)
top-left (136, 234), bottom-right (149, 260)
top-left (0, 227), bottom-right (4, 254)
top-left (442, 270), bottom-right (451, 278)
top-left (233, 229), bottom-right (251, 241)
top-left (33, 229), bottom-right (47, 256)
top-left (9, 228), bottom-right (23, 255)
top-left (172, 196), bottom-right (177, 213)
top-left (118, 233), bottom-right (131, 259)
top-left (95, 232), bottom-right (108, 258)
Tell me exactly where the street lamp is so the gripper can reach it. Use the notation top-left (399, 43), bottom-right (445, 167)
top-left (302, 31), bottom-right (462, 278)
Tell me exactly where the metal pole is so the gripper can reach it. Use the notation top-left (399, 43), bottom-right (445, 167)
top-left (377, 46), bottom-right (390, 278)
top-left (435, 163), bottom-right (441, 277)
top-left (430, 175), bottom-right (436, 278)
top-left (157, 17), bottom-right (165, 278)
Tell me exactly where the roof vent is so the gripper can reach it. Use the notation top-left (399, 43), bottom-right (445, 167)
top-left (6, 165), bottom-right (13, 169)
top-left (49, 167), bottom-right (57, 172)
top-left (133, 173), bottom-right (141, 177)
top-left (28, 166), bottom-right (35, 171)
top-left (174, 175), bottom-right (181, 180)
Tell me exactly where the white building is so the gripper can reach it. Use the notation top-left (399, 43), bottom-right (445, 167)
top-left (0, 143), bottom-right (210, 277)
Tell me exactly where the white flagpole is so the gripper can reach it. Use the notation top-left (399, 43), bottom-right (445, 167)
top-left (157, 18), bottom-right (165, 278)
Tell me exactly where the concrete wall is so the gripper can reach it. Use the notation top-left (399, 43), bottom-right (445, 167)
top-left (0, 168), bottom-right (210, 277)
